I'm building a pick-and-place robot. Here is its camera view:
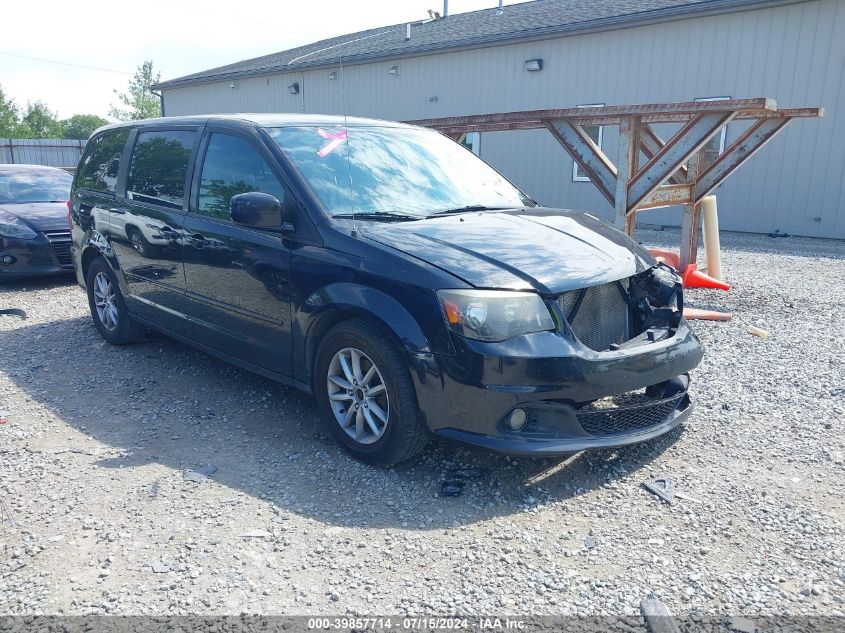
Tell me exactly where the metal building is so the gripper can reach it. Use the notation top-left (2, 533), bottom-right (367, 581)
top-left (154, 0), bottom-right (845, 238)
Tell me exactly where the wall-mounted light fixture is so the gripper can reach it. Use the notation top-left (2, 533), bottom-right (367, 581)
top-left (229, 81), bottom-right (237, 89)
top-left (524, 58), bottom-right (543, 72)
top-left (288, 82), bottom-right (300, 95)
top-left (328, 71), bottom-right (338, 81)
top-left (388, 65), bottom-right (400, 76)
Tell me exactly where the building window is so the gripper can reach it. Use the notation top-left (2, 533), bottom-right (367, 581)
top-left (572, 104), bottom-right (604, 182)
top-left (695, 96), bottom-right (730, 161)
top-left (459, 132), bottom-right (481, 156)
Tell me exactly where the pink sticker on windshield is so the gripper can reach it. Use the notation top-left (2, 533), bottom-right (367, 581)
top-left (317, 128), bottom-right (348, 157)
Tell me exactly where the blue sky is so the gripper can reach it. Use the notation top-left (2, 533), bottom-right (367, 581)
top-left (1, 0), bottom-right (522, 119)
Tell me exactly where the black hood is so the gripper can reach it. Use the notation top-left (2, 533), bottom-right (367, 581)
top-left (360, 209), bottom-right (655, 294)
top-left (0, 202), bottom-right (69, 232)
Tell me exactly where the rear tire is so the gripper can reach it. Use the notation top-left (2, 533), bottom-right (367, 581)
top-left (314, 318), bottom-right (428, 465)
top-left (85, 258), bottom-right (146, 345)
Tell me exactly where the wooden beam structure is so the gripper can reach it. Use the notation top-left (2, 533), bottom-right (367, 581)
top-left (407, 99), bottom-right (822, 269)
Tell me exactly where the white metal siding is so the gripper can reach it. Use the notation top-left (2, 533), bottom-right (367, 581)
top-left (163, 0), bottom-right (845, 238)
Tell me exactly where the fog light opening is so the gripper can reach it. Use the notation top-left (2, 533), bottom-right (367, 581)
top-left (0, 254), bottom-right (14, 265)
top-left (508, 408), bottom-right (528, 431)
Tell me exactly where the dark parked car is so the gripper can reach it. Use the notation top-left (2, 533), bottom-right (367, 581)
top-left (69, 115), bottom-right (704, 465)
top-left (0, 164), bottom-right (74, 278)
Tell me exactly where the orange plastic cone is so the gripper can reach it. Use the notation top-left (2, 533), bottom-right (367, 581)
top-left (683, 307), bottom-right (733, 321)
top-left (648, 249), bottom-right (680, 270)
top-left (682, 264), bottom-right (731, 291)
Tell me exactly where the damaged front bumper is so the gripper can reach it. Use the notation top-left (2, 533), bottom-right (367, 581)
top-left (433, 374), bottom-right (693, 456)
top-left (411, 266), bottom-right (705, 456)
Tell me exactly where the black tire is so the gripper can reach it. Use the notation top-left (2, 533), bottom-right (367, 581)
top-left (314, 318), bottom-right (428, 465)
top-left (85, 257), bottom-right (146, 345)
top-left (127, 227), bottom-right (159, 258)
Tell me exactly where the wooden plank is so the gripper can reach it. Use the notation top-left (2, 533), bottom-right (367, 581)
top-left (410, 106), bottom-right (822, 135)
top-left (640, 124), bottom-right (687, 184)
top-left (627, 112), bottom-right (737, 211)
top-left (405, 97), bottom-right (775, 130)
top-left (545, 119), bottom-right (617, 206)
top-left (638, 183), bottom-right (694, 210)
top-left (694, 117), bottom-right (790, 201)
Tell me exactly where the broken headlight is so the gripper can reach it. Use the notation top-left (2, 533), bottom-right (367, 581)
top-left (636, 263), bottom-right (681, 308)
top-left (438, 289), bottom-right (555, 342)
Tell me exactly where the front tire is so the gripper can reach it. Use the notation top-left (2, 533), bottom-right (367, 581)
top-left (314, 319), bottom-right (428, 465)
top-left (85, 258), bottom-right (145, 345)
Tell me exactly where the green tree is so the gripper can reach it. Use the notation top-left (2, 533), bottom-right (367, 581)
top-left (20, 101), bottom-right (63, 138)
top-left (0, 84), bottom-right (22, 138)
top-left (20, 101), bottom-right (64, 138)
top-left (109, 60), bottom-right (161, 121)
top-left (61, 114), bottom-right (109, 139)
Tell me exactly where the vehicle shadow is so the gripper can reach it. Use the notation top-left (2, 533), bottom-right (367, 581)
top-left (1, 315), bottom-right (682, 530)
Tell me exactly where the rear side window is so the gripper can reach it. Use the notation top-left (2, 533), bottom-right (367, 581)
top-left (197, 133), bottom-right (286, 220)
top-left (75, 129), bottom-right (129, 194)
top-left (127, 130), bottom-right (196, 209)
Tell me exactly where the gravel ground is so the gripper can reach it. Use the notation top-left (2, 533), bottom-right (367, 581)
top-left (0, 228), bottom-right (843, 618)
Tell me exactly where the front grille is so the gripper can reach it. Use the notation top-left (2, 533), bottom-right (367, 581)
top-left (558, 279), bottom-right (631, 351)
top-left (576, 391), bottom-right (685, 436)
top-left (43, 230), bottom-right (73, 268)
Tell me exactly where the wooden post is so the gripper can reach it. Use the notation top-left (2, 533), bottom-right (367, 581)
top-left (680, 150), bottom-right (704, 269)
top-left (680, 202), bottom-right (701, 270)
top-left (614, 115), bottom-right (640, 233)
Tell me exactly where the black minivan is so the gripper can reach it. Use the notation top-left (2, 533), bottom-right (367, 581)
top-left (69, 114), bottom-right (704, 465)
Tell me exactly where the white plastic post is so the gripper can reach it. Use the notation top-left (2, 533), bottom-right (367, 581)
top-left (701, 195), bottom-right (723, 281)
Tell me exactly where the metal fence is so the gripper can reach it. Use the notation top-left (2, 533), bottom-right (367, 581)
top-left (0, 138), bottom-right (86, 172)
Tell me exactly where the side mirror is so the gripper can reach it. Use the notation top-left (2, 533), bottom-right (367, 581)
top-left (230, 192), bottom-right (286, 229)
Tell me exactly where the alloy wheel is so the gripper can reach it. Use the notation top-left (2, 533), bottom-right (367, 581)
top-left (130, 233), bottom-right (144, 254)
top-left (92, 272), bottom-right (119, 331)
top-left (327, 347), bottom-right (389, 445)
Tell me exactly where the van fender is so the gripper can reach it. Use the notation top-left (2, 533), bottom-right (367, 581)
top-left (293, 282), bottom-right (451, 383)
top-left (79, 230), bottom-right (129, 295)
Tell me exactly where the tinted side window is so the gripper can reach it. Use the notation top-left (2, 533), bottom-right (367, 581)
top-left (197, 134), bottom-right (286, 220)
top-left (75, 129), bottom-right (129, 194)
top-left (127, 130), bottom-right (196, 209)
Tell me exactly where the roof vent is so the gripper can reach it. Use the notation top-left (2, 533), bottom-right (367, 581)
top-left (405, 23), bottom-right (411, 40)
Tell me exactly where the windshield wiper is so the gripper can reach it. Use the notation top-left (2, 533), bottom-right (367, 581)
top-left (332, 212), bottom-right (423, 222)
top-left (427, 205), bottom-right (513, 216)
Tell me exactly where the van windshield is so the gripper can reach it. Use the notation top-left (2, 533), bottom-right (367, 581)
top-left (268, 125), bottom-right (533, 218)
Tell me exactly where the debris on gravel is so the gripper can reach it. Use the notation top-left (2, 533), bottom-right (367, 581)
top-left (0, 229), bottom-right (843, 617)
